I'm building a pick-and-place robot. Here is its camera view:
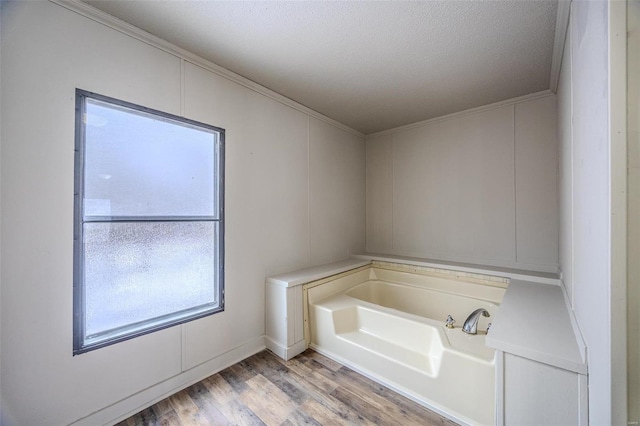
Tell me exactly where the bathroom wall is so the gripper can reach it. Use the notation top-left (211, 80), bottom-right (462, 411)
top-left (557, 1), bottom-right (617, 423)
top-left (628, 0), bottom-right (639, 423)
top-left (0, 6), bottom-right (3, 421)
top-left (0, 2), bottom-right (365, 424)
top-left (366, 94), bottom-right (558, 273)
top-left (558, 17), bottom-right (574, 313)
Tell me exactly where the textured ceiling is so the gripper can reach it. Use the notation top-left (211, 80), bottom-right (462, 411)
top-left (82, 0), bottom-right (558, 134)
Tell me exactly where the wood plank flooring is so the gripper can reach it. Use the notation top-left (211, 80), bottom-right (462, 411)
top-left (117, 349), bottom-right (458, 426)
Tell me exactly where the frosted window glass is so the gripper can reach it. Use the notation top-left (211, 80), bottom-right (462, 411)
top-left (84, 99), bottom-right (218, 217)
top-left (74, 90), bottom-right (224, 354)
top-left (84, 221), bottom-right (218, 337)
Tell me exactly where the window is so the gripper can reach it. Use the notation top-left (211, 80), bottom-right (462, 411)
top-left (73, 89), bottom-right (224, 354)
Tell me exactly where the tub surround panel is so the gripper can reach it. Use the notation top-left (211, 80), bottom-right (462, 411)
top-left (366, 94), bottom-right (559, 273)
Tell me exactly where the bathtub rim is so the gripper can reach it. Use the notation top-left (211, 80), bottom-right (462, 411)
top-left (303, 263), bottom-right (508, 349)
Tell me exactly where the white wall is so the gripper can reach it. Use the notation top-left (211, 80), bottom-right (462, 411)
top-left (366, 94), bottom-right (558, 273)
top-left (557, 1), bottom-right (617, 424)
top-left (628, 0), bottom-right (639, 423)
top-left (558, 20), bottom-right (574, 308)
top-left (0, 4), bottom-right (3, 420)
top-left (0, 2), bottom-right (365, 424)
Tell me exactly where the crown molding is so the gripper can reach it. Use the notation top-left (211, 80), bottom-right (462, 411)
top-left (49, 0), bottom-right (365, 138)
top-left (366, 89), bottom-right (554, 138)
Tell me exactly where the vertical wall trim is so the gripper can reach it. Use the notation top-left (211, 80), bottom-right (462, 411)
top-left (0, 6), bottom-right (3, 424)
top-left (578, 372), bottom-right (589, 425)
top-left (608, 1), bottom-right (628, 423)
top-left (513, 104), bottom-right (518, 263)
top-left (180, 58), bottom-right (186, 372)
top-left (390, 133), bottom-right (395, 252)
top-left (556, 113), bottom-right (561, 277)
top-left (569, 6), bottom-right (576, 308)
top-left (364, 140), bottom-right (368, 252)
top-left (626, 2), bottom-right (640, 423)
top-left (550, 1), bottom-right (572, 93)
top-left (180, 59), bottom-right (185, 116)
top-left (180, 325), bottom-right (186, 372)
top-left (495, 350), bottom-right (505, 426)
top-left (306, 114), bottom-right (311, 265)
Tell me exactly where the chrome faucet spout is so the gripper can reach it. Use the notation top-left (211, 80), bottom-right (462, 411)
top-left (462, 308), bottom-right (490, 335)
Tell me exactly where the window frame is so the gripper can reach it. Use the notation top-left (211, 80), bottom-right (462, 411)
top-left (73, 89), bottom-right (225, 355)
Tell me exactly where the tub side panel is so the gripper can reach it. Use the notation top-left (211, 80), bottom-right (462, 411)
top-left (308, 293), bottom-right (495, 425)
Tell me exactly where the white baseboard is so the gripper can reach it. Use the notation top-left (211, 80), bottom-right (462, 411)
top-left (265, 336), bottom-right (306, 360)
top-left (70, 336), bottom-right (266, 426)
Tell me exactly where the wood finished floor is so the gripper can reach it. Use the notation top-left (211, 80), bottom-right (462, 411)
top-left (117, 349), bottom-right (458, 426)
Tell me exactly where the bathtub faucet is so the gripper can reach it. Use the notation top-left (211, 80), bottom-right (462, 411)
top-left (462, 308), bottom-right (490, 335)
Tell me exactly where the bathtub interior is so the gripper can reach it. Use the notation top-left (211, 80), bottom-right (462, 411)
top-left (346, 271), bottom-right (503, 334)
top-left (304, 263), bottom-right (508, 425)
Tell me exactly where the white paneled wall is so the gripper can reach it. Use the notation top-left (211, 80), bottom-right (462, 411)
top-left (0, 2), bottom-right (365, 425)
top-left (392, 105), bottom-right (516, 264)
top-left (309, 117), bottom-right (366, 265)
top-left (365, 94), bottom-right (559, 273)
top-left (365, 133), bottom-right (393, 253)
top-left (558, 26), bottom-right (574, 306)
top-left (629, 0), bottom-right (640, 423)
top-left (567, 1), bottom-right (612, 423)
top-left (558, 1), bottom-right (619, 423)
top-left (515, 96), bottom-right (559, 267)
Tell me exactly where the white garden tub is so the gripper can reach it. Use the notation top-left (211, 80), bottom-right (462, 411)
top-left (306, 264), bottom-right (507, 425)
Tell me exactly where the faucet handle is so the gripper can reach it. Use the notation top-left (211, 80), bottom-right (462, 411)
top-left (445, 315), bottom-right (456, 329)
